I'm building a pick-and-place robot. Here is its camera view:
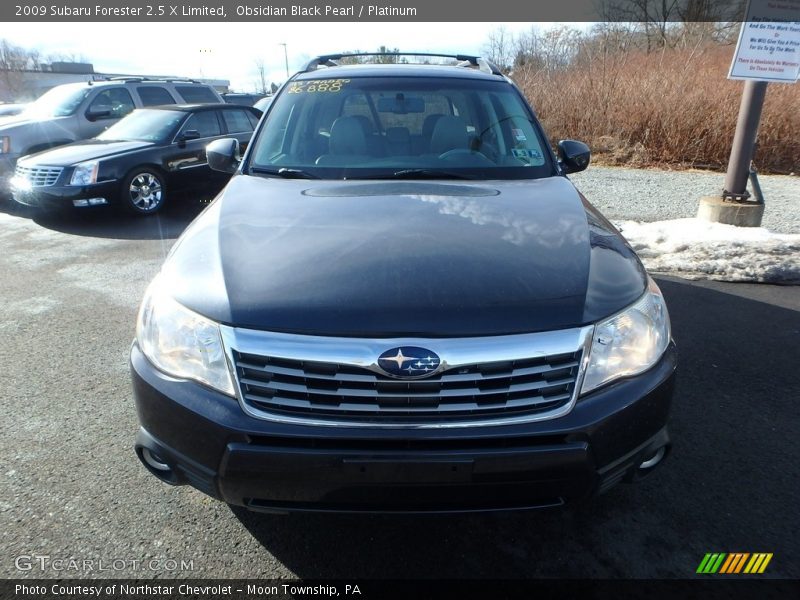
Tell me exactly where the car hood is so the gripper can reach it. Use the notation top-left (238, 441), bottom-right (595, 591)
top-left (20, 139), bottom-right (153, 166)
top-left (0, 116), bottom-right (78, 154)
top-left (162, 175), bottom-right (648, 337)
top-left (0, 114), bottom-right (74, 135)
top-left (0, 114), bottom-right (34, 128)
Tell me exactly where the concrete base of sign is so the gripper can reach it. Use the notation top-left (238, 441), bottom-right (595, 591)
top-left (697, 196), bottom-right (764, 227)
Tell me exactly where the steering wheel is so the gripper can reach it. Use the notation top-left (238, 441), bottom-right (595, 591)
top-left (472, 138), bottom-right (500, 162)
top-left (438, 149), bottom-right (495, 166)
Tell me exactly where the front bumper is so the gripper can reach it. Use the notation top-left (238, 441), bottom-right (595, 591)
top-left (131, 342), bottom-right (676, 513)
top-left (11, 179), bottom-right (118, 210)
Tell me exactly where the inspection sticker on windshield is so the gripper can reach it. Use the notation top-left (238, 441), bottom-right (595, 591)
top-left (511, 128), bottom-right (527, 141)
top-left (287, 79), bottom-right (351, 94)
top-left (512, 148), bottom-right (542, 160)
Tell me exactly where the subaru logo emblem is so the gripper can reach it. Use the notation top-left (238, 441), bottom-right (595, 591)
top-left (377, 346), bottom-right (441, 379)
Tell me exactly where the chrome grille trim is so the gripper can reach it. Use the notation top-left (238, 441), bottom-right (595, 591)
top-left (14, 164), bottom-right (63, 187)
top-left (220, 325), bottom-right (595, 429)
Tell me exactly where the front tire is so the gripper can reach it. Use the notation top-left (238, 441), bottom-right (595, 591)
top-left (121, 168), bottom-right (166, 215)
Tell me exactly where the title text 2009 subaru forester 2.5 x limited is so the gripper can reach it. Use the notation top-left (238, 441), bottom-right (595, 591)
top-left (130, 53), bottom-right (675, 513)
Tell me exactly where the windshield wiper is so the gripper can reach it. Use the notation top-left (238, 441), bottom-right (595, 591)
top-left (393, 169), bottom-right (475, 179)
top-left (352, 169), bottom-right (475, 180)
top-left (249, 167), bottom-right (319, 179)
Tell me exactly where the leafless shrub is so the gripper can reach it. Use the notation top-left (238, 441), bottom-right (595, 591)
top-left (515, 43), bottom-right (799, 173)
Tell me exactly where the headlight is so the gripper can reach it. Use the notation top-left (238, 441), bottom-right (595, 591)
top-left (0, 136), bottom-right (9, 154)
top-left (580, 277), bottom-right (671, 395)
top-left (69, 160), bottom-right (99, 186)
top-left (136, 276), bottom-right (235, 396)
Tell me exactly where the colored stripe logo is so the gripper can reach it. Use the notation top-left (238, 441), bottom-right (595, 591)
top-left (696, 553), bottom-right (773, 574)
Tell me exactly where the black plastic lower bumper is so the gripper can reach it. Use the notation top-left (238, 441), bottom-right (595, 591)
top-left (131, 342), bottom-right (676, 513)
top-left (11, 180), bottom-right (118, 210)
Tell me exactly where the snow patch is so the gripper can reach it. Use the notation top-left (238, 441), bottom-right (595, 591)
top-left (614, 218), bottom-right (800, 284)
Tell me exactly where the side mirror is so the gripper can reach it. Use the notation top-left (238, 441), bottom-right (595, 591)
top-left (557, 139), bottom-right (591, 174)
top-left (178, 129), bottom-right (201, 144)
top-left (206, 138), bottom-right (240, 173)
top-left (85, 106), bottom-right (112, 121)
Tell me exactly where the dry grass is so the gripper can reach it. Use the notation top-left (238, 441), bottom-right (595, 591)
top-left (515, 45), bottom-right (800, 174)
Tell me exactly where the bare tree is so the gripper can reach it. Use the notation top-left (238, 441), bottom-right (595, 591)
top-left (338, 50), bottom-right (365, 65)
top-left (46, 51), bottom-right (90, 64)
top-left (537, 26), bottom-right (583, 72)
top-left (375, 46), bottom-right (400, 64)
top-left (482, 26), bottom-right (516, 72)
top-left (338, 47), bottom-right (402, 65)
top-left (0, 39), bottom-right (45, 100)
top-left (513, 26), bottom-right (544, 71)
top-left (574, 22), bottom-right (642, 64)
top-left (0, 39), bottom-right (98, 101)
top-left (253, 58), bottom-right (269, 95)
top-left (598, 0), bottom-right (746, 50)
top-left (510, 25), bottom-right (583, 77)
top-left (677, 0), bottom-right (746, 22)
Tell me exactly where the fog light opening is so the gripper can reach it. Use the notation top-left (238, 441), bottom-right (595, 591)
top-left (142, 447), bottom-right (171, 472)
top-left (135, 445), bottom-right (183, 486)
top-left (73, 198), bottom-right (107, 207)
top-left (638, 446), bottom-right (666, 471)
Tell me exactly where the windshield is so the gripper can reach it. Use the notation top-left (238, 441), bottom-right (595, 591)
top-left (22, 86), bottom-right (92, 119)
top-left (247, 76), bottom-right (553, 180)
top-left (97, 109), bottom-right (186, 142)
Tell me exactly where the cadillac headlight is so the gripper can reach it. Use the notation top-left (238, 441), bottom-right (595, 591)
top-left (69, 160), bottom-right (99, 186)
top-left (580, 277), bottom-right (671, 395)
top-left (136, 276), bottom-right (235, 396)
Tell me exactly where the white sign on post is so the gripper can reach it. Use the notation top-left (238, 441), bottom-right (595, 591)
top-left (728, 0), bottom-right (800, 82)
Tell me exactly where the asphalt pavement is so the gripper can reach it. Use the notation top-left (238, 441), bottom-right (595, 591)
top-left (0, 194), bottom-right (798, 580)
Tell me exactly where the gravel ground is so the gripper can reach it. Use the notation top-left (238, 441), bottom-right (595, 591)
top-left (570, 166), bottom-right (800, 234)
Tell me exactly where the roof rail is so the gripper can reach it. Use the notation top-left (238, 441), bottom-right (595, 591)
top-left (302, 53), bottom-right (503, 76)
top-left (105, 76), bottom-right (203, 84)
top-left (162, 78), bottom-right (203, 84)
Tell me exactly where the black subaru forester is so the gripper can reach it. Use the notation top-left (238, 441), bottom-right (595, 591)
top-left (130, 53), bottom-right (675, 513)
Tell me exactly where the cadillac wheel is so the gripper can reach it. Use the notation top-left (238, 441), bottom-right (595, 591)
top-left (123, 169), bottom-right (165, 215)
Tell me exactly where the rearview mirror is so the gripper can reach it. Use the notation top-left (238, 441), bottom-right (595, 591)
top-left (377, 95), bottom-right (424, 114)
top-left (557, 139), bottom-right (591, 174)
top-left (206, 138), bottom-right (240, 173)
